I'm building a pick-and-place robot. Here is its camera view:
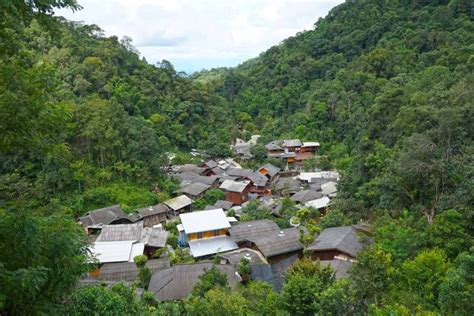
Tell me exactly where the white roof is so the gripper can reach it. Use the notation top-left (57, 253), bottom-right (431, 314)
top-left (227, 216), bottom-right (238, 223)
top-left (129, 243), bottom-right (145, 262)
top-left (179, 209), bottom-right (231, 234)
top-left (177, 224), bottom-right (184, 232)
top-left (91, 241), bottom-right (145, 264)
top-left (321, 181), bottom-right (338, 195)
top-left (188, 236), bottom-right (238, 257)
top-left (302, 141), bottom-right (320, 147)
top-left (164, 195), bottom-right (192, 211)
top-left (305, 196), bottom-right (331, 209)
top-left (296, 171), bottom-right (340, 182)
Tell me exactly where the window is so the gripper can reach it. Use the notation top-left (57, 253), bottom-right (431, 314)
top-left (197, 232), bottom-right (203, 239)
top-left (213, 229), bottom-right (220, 236)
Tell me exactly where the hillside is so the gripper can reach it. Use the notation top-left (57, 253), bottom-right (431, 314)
top-left (0, 0), bottom-right (473, 315)
top-left (215, 0), bottom-right (474, 221)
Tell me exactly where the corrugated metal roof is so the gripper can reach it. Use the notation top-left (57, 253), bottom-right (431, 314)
top-left (179, 209), bottom-right (230, 234)
top-left (305, 196), bottom-right (331, 209)
top-left (91, 241), bottom-right (136, 263)
top-left (188, 236), bottom-right (238, 257)
top-left (321, 181), bottom-right (338, 196)
top-left (302, 141), bottom-right (320, 147)
top-left (96, 223), bottom-right (143, 242)
top-left (258, 163), bottom-right (281, 177)
top-left (164, 195), bottom-right (193, 211)
top-left (147, 229), bottom-right (169, 248)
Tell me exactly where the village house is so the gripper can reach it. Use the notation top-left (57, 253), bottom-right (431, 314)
top-left (180, 182), bottom-right (212, 199)
top-left (218, 247), bottom-right (267, 266)
top-left (304, 196), bottom-right (331, 214)
top-left (133, 204), bottom-right (169, 227)
top-left (290, 189), bottom-right (324, 204)
top-left (283, 139), bottom-right (303, 152)
top-left (87, 257), bottom-right (170, 284)
top-left (264, 139), bottom-right (320, 168)
top-left (258, 163), bottom-right (281, 182)
top-left (95, 222), bottom-right (169, 257)
top-left (176, 164), bottom-right (208, 175)
top-left (177, 209), bottom-right (238, 258)
top-left (204, 199), bottom-right (234, 212)
top-left (79, 205), bottom-right (132, 234)
top-left (307, 226), bottom-right (366, 261)
top-left (176, 172), bottom-right (219, 188)
top-left (265, 141), bottom-right (285, 156)
top-left (273, 177), bottom-right (302, 196)
top-left (220, 180), bottom-right (251, 205)
top-left (229, 219), bottom-right (303, 264)
top-left (163, 194), bottom-right (193, 217)
top-left (301, 141), bottom-right (320, 153)
top-left (321, 181), bottom-right (338, 197)
top-left (148, 262), bottom-right (239, 301)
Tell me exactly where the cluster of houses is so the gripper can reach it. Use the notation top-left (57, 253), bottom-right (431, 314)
top-left (78, 152), bottom-right (370, 301)
top-left (232, 137), bottom-right (320, 170)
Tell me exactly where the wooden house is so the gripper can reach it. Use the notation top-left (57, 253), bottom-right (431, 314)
top-left (301, 141), bottom-right (320, 153)
top-left (181, 182), bottom-right (211, 199)
top-left (282, 139), bottom-right (302, 152)
top-left (265, 141), bottom-right (284, 156)
top-left (220, 180), bottom-right (251, 205)
top-left (148, 263), bottom-right (239, 301)
top-left (229, 220), bottom-right (303, 264)
top-left (79, 205), bottom-right (132, 234)
top-left (258, 163), bottom-right (281, 183)
top-left (307, 226), bottom-right (366, 261)
top-left (135, 204), bottom-right (169, 227)
top-left (177, 209), bottom-right (238, 257)
top-left (163, 195), bottom-right (193, 217)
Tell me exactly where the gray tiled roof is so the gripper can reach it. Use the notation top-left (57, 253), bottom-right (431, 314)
top-left (265, 140), bottom-right (283, 151)
top-left (290, 190), bottom-right (324, 203)
top-left (214, 200), bottom-right (234, 210)
top-left (98, 257), bottom-right (170, 282)
top-left (137, 204), bottom-right (169, 218)
top-left (258, 163), bottom-right (281, 177)
top-left (229, 220), bottom-right (280, 242)
top-left (274, 177), bottom-right (301, 193)
top-left (250, 228), bottom-right (303, 257)
top-left (147, 229), bottom-right (169, 248)
top-left (219, 247), bottom-right (266, 265)
top-left (148, 263), bottom-right (239, 301)
top-left (308, 226), bottom-right (365, 258)
top-left (96, 223), bottom-right (143, 242)
top-left (181, 182), bottom-right (211, 197)
top-left (283, 139), bottom-right (302, 147)
top-left (79, 205), bottom-right (128, 228)
top-left (177, 164), bottom-right (207, 175)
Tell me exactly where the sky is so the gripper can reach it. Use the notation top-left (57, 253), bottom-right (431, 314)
top-left (56, 0), bottom-right (344, 74)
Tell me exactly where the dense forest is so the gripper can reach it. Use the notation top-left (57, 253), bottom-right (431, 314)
top-left (1, 0), bottom-right (473, 315)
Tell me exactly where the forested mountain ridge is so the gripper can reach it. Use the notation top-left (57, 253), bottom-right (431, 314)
top-left (0, 0), bottom-right (473, 314)
top-left (1, 12), bottom-right (231, 214)
top-left (212, 0), bottom-right (474, 223)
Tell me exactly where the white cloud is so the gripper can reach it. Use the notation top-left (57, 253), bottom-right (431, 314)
top-left (56, 0), bottom-right (344, 73)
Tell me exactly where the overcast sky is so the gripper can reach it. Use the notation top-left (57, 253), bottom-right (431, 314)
top-left (56, 0), bottom-right (344, 74)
